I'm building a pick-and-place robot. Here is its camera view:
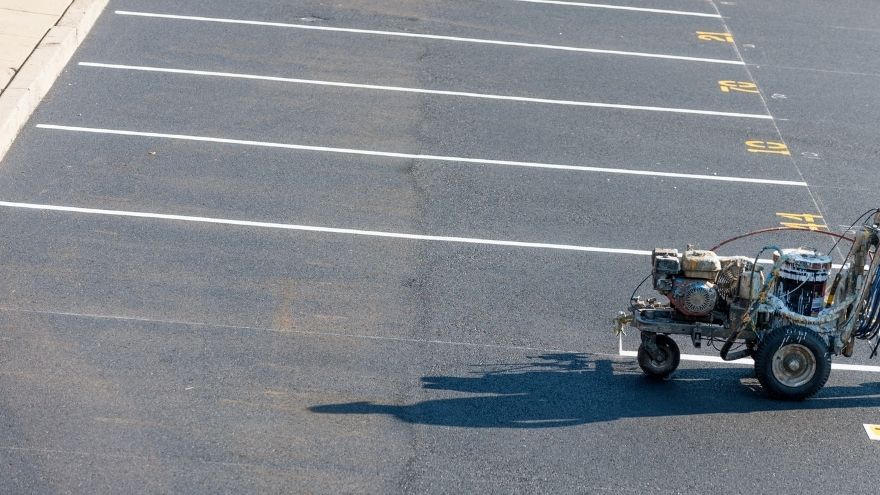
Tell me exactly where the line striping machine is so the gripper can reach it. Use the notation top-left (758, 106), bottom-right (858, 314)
top-left (614, 210), bottom-right (880, 400)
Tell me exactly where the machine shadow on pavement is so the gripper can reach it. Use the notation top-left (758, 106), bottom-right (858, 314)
top-left (309, 353), bottom-right (880, 428)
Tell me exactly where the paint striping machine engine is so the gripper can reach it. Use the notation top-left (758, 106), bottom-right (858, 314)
top-left (614, 210), bottom-right (880, 400)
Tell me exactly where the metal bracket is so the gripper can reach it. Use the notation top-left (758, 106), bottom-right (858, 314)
top-left (640, 332), bottom-right (663, 361)
top-left (613, 311), bottom-right (632, 336)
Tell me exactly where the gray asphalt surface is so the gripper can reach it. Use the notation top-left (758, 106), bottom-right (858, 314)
top-left (1, 0), bottom-right (879, 492)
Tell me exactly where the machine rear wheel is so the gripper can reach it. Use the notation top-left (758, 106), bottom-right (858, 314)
top-left (754, 325), bottom-right (831, 400)
top-left (637, 334), bottom-right (680, 379)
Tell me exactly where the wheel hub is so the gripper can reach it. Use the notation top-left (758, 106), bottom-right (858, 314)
top-left (772, 343), bottom-right (816, 388)
top-left (649, 348), bottom-right (669, 365)
top-left (784, 355), bottom-right (803, 372)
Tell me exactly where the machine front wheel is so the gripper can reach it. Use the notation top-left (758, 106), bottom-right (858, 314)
top-left (754, 325), bottom-right (831, 400)
top-left (637, 334), bottom-right (680, 379)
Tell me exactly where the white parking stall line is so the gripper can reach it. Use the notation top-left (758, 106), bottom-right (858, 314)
top-left (0, 198), bottom-right (840, 261)
top-left (0, 199), bottom-right (653, 254)
top-left (617, 336), bottom-right (880, 373)
top-left (36, 125), bottom-right (806, 186)
top-left (114, 10), bottom-right (745, 66)
top-left (79, 62), bottom-right (771, 120)
top-left (504, 0), bottom-right (721, 17)
top-left (0, 200), bottom-right (847, 262)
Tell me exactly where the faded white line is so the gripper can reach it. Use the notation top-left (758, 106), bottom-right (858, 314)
top-left (114, 10), bottom-right (744, 65)
top-left (505, 0), bottom-right (721, 17)
top-left (0, 306), bottom-right (585, 354)
top-left (0, 200), bottom-right (654, 255)
top-left (0, 444), bottom-right (302, 469)
top-left (79, 62), bottom-right (771, 120)
top-left (618, 337), bottom-right (880, 373)
top-left (36, 125), bottom-right (806, 186)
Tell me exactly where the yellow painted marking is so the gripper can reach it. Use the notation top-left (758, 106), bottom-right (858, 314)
top-left (696, 31), bottom-right (734, 43)
top-left (779, 222), bottom-right (827, 231)
top-left (718, 80), bottom-right (759, 94)
top-left (864, 424), bottom-right (880, 441)
top-left (746, 140), bottom-right (790, 156)
top-left (776, 212), bottom-right (827, 231)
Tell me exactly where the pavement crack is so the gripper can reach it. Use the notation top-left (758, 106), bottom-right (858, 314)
top-left (0, 8), bottom-right (57, 16)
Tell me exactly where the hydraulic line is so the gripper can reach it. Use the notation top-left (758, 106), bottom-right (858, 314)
top-left (854, 262), bottom-right (880, 340)
top-left (710, 227), bottom-right (853, 252)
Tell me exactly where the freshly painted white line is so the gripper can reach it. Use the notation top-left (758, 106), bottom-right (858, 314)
top-left (830, 362), bottom-right (880, 372)
top-left (78, 62), bottom-right (771, 120)
top-left (618, 349), bottom-right (754, 365)
top-left (36, 124), bottom-right (807, 186)
top-left (505, 0), bottom-right (721, 17)
top-left (114, 10), bottom-right (744, 66)
top-left (618, 337), bottom-right (880, 373)
top-left (0, 200), bottom-right (654, 255)
top-left (619, 350), bottom-right (880, 372)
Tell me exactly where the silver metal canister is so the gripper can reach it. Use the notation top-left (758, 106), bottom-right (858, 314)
top-left (775, 248), bottom-right (833, 316)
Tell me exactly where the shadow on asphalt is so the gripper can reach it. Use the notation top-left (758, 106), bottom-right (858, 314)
top-left (309, 353), bottom-right (880, 427)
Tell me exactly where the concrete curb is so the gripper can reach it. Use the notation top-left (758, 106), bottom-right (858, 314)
top-left (0, 0), bottom-right (109, 163)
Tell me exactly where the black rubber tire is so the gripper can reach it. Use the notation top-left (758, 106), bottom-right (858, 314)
top-left (637, 334), bottom-right (681, 379)
top-left (754, 325), bottom-right (831, 400)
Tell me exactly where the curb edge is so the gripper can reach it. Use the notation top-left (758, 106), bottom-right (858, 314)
top-left (0, 0), bottom-right (110, 163)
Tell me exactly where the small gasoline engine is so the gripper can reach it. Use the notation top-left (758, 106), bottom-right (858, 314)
top-left (615, 210), bottom-right (880, 400)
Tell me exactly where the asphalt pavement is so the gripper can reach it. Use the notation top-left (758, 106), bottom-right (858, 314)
top-left (1, 0), bottom-right (879, 492)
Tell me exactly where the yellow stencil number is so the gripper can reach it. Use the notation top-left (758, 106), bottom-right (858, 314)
top-left (719, 81), bottom-right (759, 94)
top-left (776, 213), bottom-right (827, 231)
top-left (696, 31), bottom-right (734, 43)
top-left (746, 140), bottom-right (790, 156)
